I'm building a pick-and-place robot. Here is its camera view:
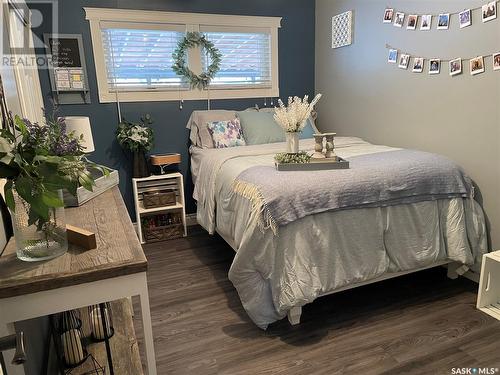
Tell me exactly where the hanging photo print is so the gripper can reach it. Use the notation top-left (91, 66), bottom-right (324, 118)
top-left (459, 9), bottom-right (472, 28)
top-left (394, 12), bottom-right (405, 27)
top-left (470, 56), bottom-right (485, 75)
top-left (438, 13), bottom-right (450, 29)
top-left (450, 58), bottom-right (462, 76)
top-left (388, 49), bottom-right (398, 63)
top-left (482, 1), bottom-right (497, 22)
top-left (493, 53), bottom-right (500, 71)
top-left (421, 15), bottom-right (432, 30)
top-left (429, 59), bottom-right (441, 75)
top-left (385, 2), bottom-right (500, 31)
top-left (384, 8), bottom-right (394, 23)
top-left (398, 54), bottom-right (410, 69)
top-left (407, 15), bottom-right (418, 29)
top-left (412, 58), bottom-right (424, 73)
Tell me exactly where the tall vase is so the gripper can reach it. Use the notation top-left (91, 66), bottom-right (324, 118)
top-left (11, 190), bottom-right (68, 262)
top-left (133, 150), bottom-right (149, 178)
top-left (286, 132), bottom-right (300, 154)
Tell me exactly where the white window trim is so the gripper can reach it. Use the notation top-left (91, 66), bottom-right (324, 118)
top-left (84, 8), bottom-right (281, 103)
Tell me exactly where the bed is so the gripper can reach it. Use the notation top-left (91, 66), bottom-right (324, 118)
top-left (188, 111), bottom-right (488, 330)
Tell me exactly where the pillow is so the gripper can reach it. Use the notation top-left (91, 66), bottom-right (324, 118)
top-left (236, 111), bottom-right (285, 145)
top-left (187, 110), bottom-right (236, 148)
top-left (257, 108), bottom-right (318, 139)
top-left (207, 119), bottom-right (246, 148)
top-left (300, 118), bottom-right (316, 139)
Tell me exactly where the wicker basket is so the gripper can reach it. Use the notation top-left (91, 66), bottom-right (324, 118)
top-left (143, 224), bottom-right (183, 242)
top-left (143, 190), bottom-right (176, 209)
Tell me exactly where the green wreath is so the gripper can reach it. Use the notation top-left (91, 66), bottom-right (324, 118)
top-left (172, 31), bottom-right (222, 90)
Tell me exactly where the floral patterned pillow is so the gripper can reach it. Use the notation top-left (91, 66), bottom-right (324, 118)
top-left (207, 119), bottom-right (246, 148)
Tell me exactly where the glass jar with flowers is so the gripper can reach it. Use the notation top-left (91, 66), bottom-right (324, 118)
top-left (273, 94), bottom-right (322, 154)
top-left (116, 114), bottom-right (154, 178)
top-left (0, 112), bottom-right (109, 261)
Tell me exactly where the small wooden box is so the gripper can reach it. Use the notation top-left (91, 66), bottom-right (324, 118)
top-left (63, 169), bottom-right (119, 207)
top-left (143, 190), bottom-right (176, 208)
top-left (150, 153), bottom-right (181, 166)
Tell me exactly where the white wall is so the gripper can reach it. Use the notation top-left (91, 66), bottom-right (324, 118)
top-left (316, 0), bottom-right (500, 248)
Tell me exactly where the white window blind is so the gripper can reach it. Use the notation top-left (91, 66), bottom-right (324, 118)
top-left (201, 31), bottom-right (272, 89)
top-left (101, 27), bottom-right (184, 91)
top-left (85, 8), bottom-right (281, 102)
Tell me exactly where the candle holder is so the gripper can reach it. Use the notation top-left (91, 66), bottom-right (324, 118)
top-left (51, 310), bottom-right (88, 368)
top-left (50, 309), bottom-right (106, 375)
top-left (312, 134), bottom-right (326, 159)
top-left (312, 133), bottom-right (337, 160)
top-left (324, 133), bottom-right (337, 160)
top-left (88, 302), bottom-right (114, 342)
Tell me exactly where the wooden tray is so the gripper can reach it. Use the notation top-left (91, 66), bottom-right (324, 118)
top-left (275, 157), bottom-right (350, 171)
top-left (63, 169), bottom-right (119, 207)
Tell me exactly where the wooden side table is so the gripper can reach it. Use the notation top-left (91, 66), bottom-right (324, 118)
top-left (0, 187), bottom-right (157, 375)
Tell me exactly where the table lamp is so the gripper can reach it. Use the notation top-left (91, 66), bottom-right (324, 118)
top-left (64, 116), bottom-right (95, 153)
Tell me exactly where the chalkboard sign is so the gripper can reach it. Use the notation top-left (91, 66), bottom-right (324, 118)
top-left (48, 37), bottom-right (82, 68)
top-left (44, 34), bottom-right (90, 104)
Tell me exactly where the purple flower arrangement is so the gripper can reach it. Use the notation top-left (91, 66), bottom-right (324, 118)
top-left (0, 110), bottom-right (109, 227)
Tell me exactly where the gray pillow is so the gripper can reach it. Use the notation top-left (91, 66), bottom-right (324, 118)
top-left (187, 110), bottom-right (236, 148)
top-left (236, 111), bottom-right (285, 145)
top-left (259, 107), bottom-right (319, 135)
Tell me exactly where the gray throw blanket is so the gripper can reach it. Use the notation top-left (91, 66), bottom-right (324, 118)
top-left (232, 149), bottom-right (473, 234)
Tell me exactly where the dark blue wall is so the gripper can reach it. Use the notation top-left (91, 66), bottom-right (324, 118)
top-left (33, 0), bottom-right (315, 218)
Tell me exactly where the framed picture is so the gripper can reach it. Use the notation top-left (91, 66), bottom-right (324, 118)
top-left (482, 1), bottom-right (497, 22)
top-left (398, 54), bottom-right (410, 69)
top-left (420, 15), bottom-right (432, 30)
top-left (493, 53), bottom-right (500, 71)
top-left (459, 9), bottom-right (472, 28)
top-left (388, 49), bottom-right (398, 63)
top-left (383, 8), bottom-right (394, 23)
top-left (412, 57), bottom-right (424, 73)
top-left (437, 13), bottom-right (450, 29)
top-left (394, 12), bottom-right (405, 27)
top-left (449, 58), bottom-right (462, 76)
top-left (331, 11), bottom-right (353, 49)
top-left (429, 59), bottom-right (441, 75)
top-left (407, 15), bottom-right (418, 30)
top-left (470, 56), bottom-right (485, 75)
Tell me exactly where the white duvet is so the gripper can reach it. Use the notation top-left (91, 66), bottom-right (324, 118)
top-left (192, 138), bottom-right (488, 329)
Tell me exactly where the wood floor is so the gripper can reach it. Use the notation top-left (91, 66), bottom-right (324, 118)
top-left (133, 227), bottom-right (500, 375)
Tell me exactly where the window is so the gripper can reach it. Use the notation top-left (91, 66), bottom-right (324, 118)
top-left (101, 27), bottom-right (184, 91)
top-left (201, 29), bottom-right (272, 89)
top-left (85, 8), bottom-right (281, 102)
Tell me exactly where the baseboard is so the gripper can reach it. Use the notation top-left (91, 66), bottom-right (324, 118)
top-left (186, 213), bottom-right (197, 227)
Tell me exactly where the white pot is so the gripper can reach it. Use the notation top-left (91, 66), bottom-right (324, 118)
top-left (286, 132), bottom-right (300, 153)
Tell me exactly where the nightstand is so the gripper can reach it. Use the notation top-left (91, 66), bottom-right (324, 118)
top-left (132, 173), bottom-right (187, 244)
top-left (477, 251), bottom-right (500, 320)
